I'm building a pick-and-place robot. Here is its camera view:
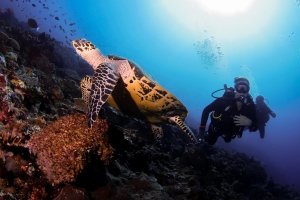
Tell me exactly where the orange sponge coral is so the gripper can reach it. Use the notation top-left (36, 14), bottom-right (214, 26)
top-left (27, 114), bottom-right (112, 185)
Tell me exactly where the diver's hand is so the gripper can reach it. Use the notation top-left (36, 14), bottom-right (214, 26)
top-left (233, 115), bottom-right (252, 126)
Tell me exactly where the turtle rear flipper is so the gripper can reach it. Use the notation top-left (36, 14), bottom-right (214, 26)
top-left (168, 116), bottom-right (198, 144)
top-left (151, 124), bottom-right (163, 140)
top-left (88, 63), bottom-right (120, 127)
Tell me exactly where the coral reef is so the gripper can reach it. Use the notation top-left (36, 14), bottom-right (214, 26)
top-left (27, 114), bottom-right (111, 185)
top-left (0, 73), bottom-right (10, 124)
top-left (53, 185), bottom-right (89, 200)
top-left (0, 7), bottom-right (299, 200)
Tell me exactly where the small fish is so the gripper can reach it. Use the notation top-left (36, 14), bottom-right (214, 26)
top-left (55, 16), bottom-right (59, 20)
top-left (69, 22), bottom-right (76, 26)
top-left (59, 25), bottom-right (65, 32)
top-left (27, 18), bottom-right (38, 29)
top-left (32, 3), bottom-right (36, 7)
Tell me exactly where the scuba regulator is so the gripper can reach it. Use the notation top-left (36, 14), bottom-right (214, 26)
top-left (211, 84), bottom-right (248, 104)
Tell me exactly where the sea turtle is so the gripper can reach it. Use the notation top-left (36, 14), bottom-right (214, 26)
top-left (72, 39), bottom-right (198, 143)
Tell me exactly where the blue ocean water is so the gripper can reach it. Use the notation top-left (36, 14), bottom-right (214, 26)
top-left (1, 0), bottom-right (300, 191)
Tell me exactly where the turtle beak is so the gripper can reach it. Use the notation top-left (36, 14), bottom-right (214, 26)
top-left (72, 39), bottom-right (82, 46)
top-left (71, 39), bottom-right (85, 54)
top-left (71, 40), bottom-right (78, 49)
top-left (71, 38), bottom-right (83, 46)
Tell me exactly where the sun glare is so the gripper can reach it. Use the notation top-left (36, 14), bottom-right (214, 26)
top-left (198, 0), bottom-right (256, 16)
top-left (158, 0), bottom-right (280, 44)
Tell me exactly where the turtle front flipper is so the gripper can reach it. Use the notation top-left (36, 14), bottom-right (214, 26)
top-left (168, 116), bottom-right (198, 144)
top-left (80, 75), bottom-right (93, 105)
top-left (88, 63), bottom-right (120, 127)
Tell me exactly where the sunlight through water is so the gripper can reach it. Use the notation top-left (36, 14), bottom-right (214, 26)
top-left (197, 0), bottom-right (256, 16)
top-left (159, 0), bottom-right (281, 45)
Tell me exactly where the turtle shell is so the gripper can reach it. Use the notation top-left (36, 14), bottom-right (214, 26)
top-left (106, 55), bottom-right (188, 124)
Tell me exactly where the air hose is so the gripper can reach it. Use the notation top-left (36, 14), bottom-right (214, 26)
top-left (211, 84), bottom-right (228, 98)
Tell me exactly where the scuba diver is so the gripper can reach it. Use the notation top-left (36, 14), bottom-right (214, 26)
top-left (198, 77), bottom-right (257, 145)
top-left (255, 95), bottom-right (276, 138)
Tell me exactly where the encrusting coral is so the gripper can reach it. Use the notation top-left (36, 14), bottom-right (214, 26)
top-left (26, 114), bottom-right (113, 185)
top-left (0, 73), bottom-right (11, 124)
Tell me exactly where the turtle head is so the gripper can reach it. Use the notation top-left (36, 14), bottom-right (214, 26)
top-left (72, 39), bottom-right (96, 53)
top-left (71, 39), bottom-right (106, 70)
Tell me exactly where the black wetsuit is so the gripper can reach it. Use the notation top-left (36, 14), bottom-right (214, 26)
top-left (200, 94), bottom-right (257, 145)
